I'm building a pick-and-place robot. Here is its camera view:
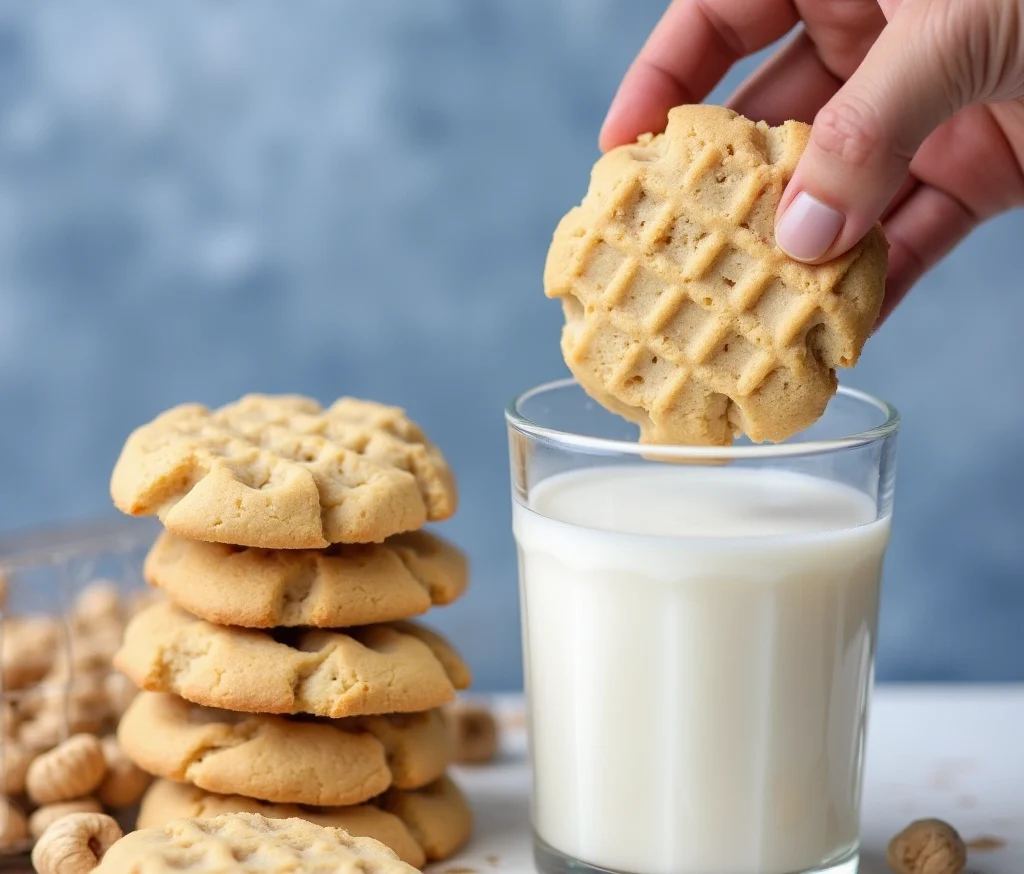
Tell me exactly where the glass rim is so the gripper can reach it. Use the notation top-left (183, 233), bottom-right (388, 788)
top-left (506, 378), bottom-right (900, 460)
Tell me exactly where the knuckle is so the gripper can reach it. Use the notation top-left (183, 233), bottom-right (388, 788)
top-left (811, 101), bottom-right (888, 168)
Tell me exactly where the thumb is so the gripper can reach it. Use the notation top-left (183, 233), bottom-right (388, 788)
top-left (775, 1), bottom-right (970, 262)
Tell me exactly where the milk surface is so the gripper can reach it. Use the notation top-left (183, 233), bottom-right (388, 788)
top-left (513, 466), bottom-right (890, 874)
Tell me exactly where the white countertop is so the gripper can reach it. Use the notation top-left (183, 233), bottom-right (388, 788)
top-left (442, 686), bottom-right (1024, 874)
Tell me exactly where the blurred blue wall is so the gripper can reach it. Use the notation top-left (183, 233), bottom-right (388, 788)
top-left (0, 2), bottom-right (1021, 689)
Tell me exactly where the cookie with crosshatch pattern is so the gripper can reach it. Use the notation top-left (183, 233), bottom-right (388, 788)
top-left (545, 104), bottom-right (887, 446)
top-left (110, 394), bottom-right (457, 548)
top-left (94, 812), bottom-right (420, 874)
top-left (136, 776), bottom-right (474, 868)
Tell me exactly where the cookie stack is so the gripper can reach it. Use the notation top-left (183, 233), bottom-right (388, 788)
top-left (107, 395), bottom-right (473, 868)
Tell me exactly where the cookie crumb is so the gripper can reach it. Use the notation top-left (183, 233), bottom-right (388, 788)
top-left (444, 867), bottom-right (477, 873)
top-left (887, 818), bottom-right (966, 874)
top-left (486, 854), bottom-right (501, 867)
top-left (965, 835), bottom-right (1005, 852)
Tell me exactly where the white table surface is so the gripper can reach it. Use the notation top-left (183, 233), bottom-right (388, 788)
top-left (441, 686), bottom-right (1024, 874)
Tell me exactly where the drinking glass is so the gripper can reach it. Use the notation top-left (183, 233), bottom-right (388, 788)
top-left (507, 379), bottom-right (898, 874)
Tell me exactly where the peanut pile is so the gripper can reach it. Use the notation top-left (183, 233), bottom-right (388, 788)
top-left (0, 581), bottom-right (155, 854)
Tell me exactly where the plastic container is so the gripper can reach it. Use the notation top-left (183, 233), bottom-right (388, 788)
top-left (0, 518), bottom-right (155, 856)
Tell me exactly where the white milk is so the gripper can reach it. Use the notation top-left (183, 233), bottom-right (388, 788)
top-left (513, 466), bottom-right (890, 874)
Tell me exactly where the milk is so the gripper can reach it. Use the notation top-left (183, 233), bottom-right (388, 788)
top-left (513, 466), bottom-right (890, 874)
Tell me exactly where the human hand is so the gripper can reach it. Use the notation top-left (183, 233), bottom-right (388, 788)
top-left (600, 0), bottom-right (1024, 321)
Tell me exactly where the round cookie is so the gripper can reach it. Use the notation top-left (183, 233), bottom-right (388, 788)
top-left (110, 394), bottom-right (457, 548)
top-left (378, 773), bottom-right (474, 863)
top-left (95, 812), bottom-right (418, 874)
top-left (137, 777), bottom-right (473, 868)
top-left (118, 692), bottom-right (453, 806)
top-left (114, 601), bottom-right (471, 718)
top-left (356, 710), bottom-right (454, 791)
top-left (144, 529), bottom-right (468, 628)
top-left (118, 692), bottom-right (387, 806)
top-left (545, 104), bottom-right (888, 446)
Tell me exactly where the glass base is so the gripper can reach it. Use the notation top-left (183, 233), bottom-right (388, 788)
top-left (533, 831), bottom-right (860, 874)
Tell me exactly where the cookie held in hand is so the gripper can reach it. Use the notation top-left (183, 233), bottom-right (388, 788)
top-left (545, 104), bottom-right (887, 446)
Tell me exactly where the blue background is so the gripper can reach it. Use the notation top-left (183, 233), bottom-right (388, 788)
top-left (1, 2), bottom-right (1021, 689)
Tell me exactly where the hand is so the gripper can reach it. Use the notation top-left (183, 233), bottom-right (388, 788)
top-left (600, 0), bottom-right (1024, 321)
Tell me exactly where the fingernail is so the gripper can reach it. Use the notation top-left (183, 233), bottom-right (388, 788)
top-left (775, 192), bottom-right (844, 261)
top-left (598, 105), bottom-right (618, 150)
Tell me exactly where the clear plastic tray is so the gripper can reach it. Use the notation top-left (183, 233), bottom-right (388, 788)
top-left (0, 518), bottom-right (156, 857)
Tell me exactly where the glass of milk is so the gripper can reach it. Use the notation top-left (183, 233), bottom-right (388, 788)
top-left (507, 379), bottom-right (898, 874)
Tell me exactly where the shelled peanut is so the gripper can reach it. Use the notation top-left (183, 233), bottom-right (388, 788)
top-left (444, 698), bottom-right (501, 764)
top-left (0, 581), bottom-right (153, 852)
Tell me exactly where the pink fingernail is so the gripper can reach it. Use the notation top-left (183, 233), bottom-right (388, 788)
top-left (775, 192), bottom-right (844, 261)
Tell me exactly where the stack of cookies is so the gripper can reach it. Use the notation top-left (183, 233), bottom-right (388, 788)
top-left (106, 395), bottom-right (473, 868)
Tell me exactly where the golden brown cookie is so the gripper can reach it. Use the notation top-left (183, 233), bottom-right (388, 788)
top-left (355, 709), bottom-right (453, 791)
top-left (95, 812), bottom-right (418, 874)
top-left (114, 601), bottom-right (471, 718)
top-left (144, 529), bottom-right (468, 628)
top-left (137, 777), bottom-right (473, 868)
top-left (545, 104), bottom-right (887, 446)
top-left (118, 692), bottom-right (452, 805)
top-left (110, 395), bottom-right (457, 547)
top-left (380, 773), bottom-right (473, 863)
top-left (118, 692), bottom-right (387, 807)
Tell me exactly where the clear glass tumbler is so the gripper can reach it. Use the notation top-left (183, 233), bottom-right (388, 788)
top-left (507, 379), bottom-right (898, 874)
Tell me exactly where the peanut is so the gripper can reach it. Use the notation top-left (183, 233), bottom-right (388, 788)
top-left (19, 706), bottom-right (69, 752)
top-left (96, 736), bottom-right (150, 808)
top-left (0, 798), bottom-right (27, 849)
top-left (72, 583), bottom-right (122, 631)
top-left (104, 673), bottom-right (137, 718)
top-left (2, 616), bottom-right (60, 690)
top-left (27, 734), bottom-right (107, 804)
top-left (31, 812), bottom-right (122, 874)
top-left (445, 700), bottom-right (500, 764)
top-left (2, 699), bottom-right (17, 736)
top-left (29, 798), bottom-right (102, 840)
top-left (888, 818), bottom-right (967, 874)
top-left (2, 740), bottom-right (35, 794)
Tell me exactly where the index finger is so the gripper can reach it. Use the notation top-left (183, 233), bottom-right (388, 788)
top-left (599, 0), bottom-right (800, 151)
